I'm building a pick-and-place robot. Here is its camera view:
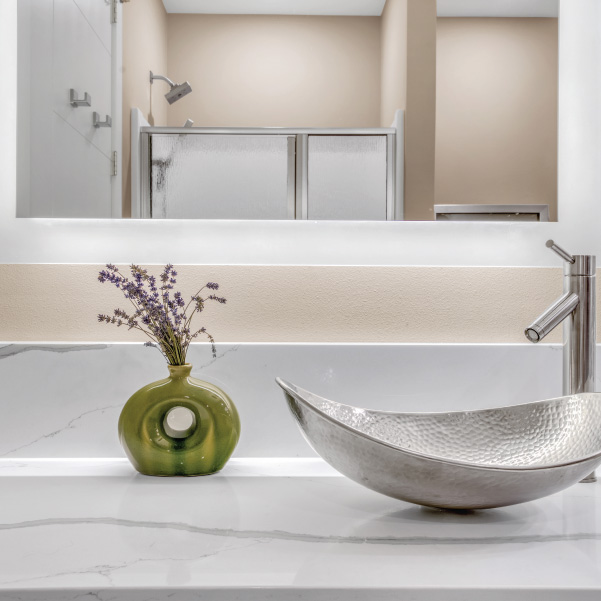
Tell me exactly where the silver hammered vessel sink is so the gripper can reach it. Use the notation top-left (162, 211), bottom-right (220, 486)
top-left (276, 379), bottom-right (601, 509)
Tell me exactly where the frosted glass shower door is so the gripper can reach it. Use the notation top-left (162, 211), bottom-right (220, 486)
top-left (306, 136), bottom-right (388, 220)
top-left (150, 135), bottom-right (293, 219)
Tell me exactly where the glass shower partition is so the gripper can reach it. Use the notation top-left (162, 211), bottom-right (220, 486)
top-left (138, 127), bottom-right (399, 220)
top-left (148, 134), bottom-right (295, 219)
top-left (306, 135), bottom-right (389, 221)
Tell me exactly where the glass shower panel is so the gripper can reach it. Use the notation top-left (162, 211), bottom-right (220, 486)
top-left (150, 134), bottom-right (292, 219)
top-left (307, 136), bottom-right (388, 221)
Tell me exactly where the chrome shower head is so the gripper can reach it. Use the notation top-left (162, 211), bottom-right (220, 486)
top-left (150, 71), bottom-right (192, 105)
top-left (165, 81), bottom-right (192, 105)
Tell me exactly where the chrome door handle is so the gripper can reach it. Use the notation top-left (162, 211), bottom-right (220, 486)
top-left (69, 89), bottom-right (91, 107)
top-left (93, 112), bottom-right (112, 128)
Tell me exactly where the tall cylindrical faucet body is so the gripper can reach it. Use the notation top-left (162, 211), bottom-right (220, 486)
top-left (563, 256), bottom-right (596, 396)
top-left (524, 241), bottom-right (597, 483)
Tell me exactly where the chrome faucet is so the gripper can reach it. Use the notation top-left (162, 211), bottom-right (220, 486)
top-left (525, 240), bottom-right (597, 482)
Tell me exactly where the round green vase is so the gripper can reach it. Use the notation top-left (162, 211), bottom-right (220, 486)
top-left (118, 363), bottom-right (240, 476)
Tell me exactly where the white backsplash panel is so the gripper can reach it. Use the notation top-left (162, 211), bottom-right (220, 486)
top-left (0, 343), bottom-right (575, 459)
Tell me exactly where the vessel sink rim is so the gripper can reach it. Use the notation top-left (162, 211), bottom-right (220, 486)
top-left (275, 377), bottom-right (601, 472)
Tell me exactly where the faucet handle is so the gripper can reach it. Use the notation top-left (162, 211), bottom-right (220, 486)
top-left (546, 240), bottom-right (575, 264)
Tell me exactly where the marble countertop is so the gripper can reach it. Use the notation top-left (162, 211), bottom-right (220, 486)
top-left (1, 459), bottom-right (601, 600)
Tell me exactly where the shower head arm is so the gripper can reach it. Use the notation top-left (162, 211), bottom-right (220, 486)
top-left (150, 71), bottom-right (176, 88)
top-left (150, 71), bottom-right (192, 105)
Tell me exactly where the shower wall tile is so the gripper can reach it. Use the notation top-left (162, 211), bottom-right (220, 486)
top-left (53, 0), bottom-right (113, 158)
top-left (52, 113), bottom-right (112, 217)
top-left (20, 0), bottom-right (114, 217)
top-left (73, 0), bottom-right (112, 54)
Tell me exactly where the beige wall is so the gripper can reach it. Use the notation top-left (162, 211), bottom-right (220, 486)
top-left (166, 15), bottom-right (381, 128)
top-left (435, 18), bottom-right (558, 221)
top-left (380, 0), bottom-right (408, 127)
top-left (380, 0), bottom-right (440, 220)
top-left (404, 0), bottom-right (437, 221)
top-left (0, 264), bottom-right (587, 344)
top-left (122, 0), bottom-right (169, 218)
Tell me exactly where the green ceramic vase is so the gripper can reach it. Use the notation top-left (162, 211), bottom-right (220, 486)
top-left (118, 364), bottom-right (240, 476)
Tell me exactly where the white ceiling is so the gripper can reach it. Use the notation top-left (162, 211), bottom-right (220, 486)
top-left (162, 0), bottom-right (387, 16)
top-left (437, 0), bottom-right (559, 18)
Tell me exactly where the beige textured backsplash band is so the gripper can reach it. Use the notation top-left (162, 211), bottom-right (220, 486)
top-left (0, 265), bottom-right (585, 343)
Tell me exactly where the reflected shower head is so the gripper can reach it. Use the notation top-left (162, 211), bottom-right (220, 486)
top-left (165, 81), bottom-right (192, 105)
top-left (149, 71), bottom-right (192, 105)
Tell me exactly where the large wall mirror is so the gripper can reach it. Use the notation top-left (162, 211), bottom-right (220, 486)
top-left (16, 0), bottom-right (559, 222)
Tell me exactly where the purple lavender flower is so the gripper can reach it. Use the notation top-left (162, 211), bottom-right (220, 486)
top-left (97, 264), bottom-right (226, 365)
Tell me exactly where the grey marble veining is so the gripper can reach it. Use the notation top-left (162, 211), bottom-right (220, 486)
top-left (0, 342), bottom-right (575, 458)
top-left (2, 515), bottom-right (601, 546)
top-left (0, 344), bottom-right (109, 359)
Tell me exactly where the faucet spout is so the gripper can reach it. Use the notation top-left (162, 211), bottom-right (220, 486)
top-left (524, 292), bottom-right (580, 343)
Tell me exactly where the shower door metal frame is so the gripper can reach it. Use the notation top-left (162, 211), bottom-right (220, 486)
top-left (139, 127), bottom-right (397, 221)
top-left (110, 0), bottom-right (123, 217)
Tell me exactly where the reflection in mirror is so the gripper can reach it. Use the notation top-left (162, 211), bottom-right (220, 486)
top-left (17, 0), bottom-right (116, 218)
top-left (16, 0), bottom-right (559, 222)
top-left (434, 0), bottom-right (558, 222)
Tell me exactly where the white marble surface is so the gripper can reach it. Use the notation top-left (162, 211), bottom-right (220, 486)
top-left (0, 342), bottom-right (573, 458)
top-left (0, 458), bottom-right (600, 600)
